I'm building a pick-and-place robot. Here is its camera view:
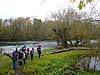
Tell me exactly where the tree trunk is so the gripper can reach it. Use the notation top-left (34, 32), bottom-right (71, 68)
top-left (63, 40), bottom-right (68, 48)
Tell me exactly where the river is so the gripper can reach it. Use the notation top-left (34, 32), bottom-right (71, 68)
top-left (0, 41), bottom-right (57, 54)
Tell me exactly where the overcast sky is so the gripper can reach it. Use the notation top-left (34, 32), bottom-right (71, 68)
top-left (0, 0), bottom-right (100, 20)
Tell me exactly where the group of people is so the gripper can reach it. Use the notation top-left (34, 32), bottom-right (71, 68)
top-left (12, 45), bottom-right (42, 69)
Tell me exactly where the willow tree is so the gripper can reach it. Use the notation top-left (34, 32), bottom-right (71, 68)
top-left (51, 8), bottom-right (91, 48)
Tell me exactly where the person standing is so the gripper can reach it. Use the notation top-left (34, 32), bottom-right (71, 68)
top-left (12, 50), bottom-right (17, 69)
top-left (7, 48), bottom-right (18, 70)
top-left (27, 47), bottom-right (30, 55)
top-left (22, 45), bottom-right (26, 52)
top-left (37, 45), bottom-right (41, 58)
top-left (15, 48), bottom-right (19, 59)
top-left (23, 51), bottom-right (26, 64)
top-left (18, 49), bottom-right (23, 65)
top-left (30, 48), bottom-right (34, 60)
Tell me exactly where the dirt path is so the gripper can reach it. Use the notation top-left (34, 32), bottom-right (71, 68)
top-left (8, 63), bottom-right (23, 75)
top-left (14, 64), bottom-right (23, 75)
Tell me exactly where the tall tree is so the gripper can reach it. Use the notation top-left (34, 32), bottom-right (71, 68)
top-left (51, 8), bottom-right (92, 48)
top-left (33, 19), bottom-right (42, 40)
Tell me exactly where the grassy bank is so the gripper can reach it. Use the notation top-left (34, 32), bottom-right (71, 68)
top-left (0, 55), bottom-right (12, 75)
top-left (0, 49), bottom-right (100, 75)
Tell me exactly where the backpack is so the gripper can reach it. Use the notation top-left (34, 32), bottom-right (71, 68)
top-left (18, 52), bottom-right (23, 59)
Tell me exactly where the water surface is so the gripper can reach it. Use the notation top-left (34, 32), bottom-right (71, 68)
top-left (0, 41), bottom-right (57, 53)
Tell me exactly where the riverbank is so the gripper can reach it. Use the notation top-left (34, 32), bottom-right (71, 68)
top-left (0, 48), bottom-right (100, 75)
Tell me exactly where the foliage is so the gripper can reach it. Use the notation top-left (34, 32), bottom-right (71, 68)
top-left (51, 8), bottom-right (92, 48)
top-left (33, 19), bottom-right (42, 39)
top-left (70, 0), bottom-right (94, 10)
top-left (0, 17), bottom-right (45, 41)
top-left (0, 55), bottom-right (12, 75)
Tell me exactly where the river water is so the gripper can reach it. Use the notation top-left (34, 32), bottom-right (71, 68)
top-left (0, 41), bottom-right (57, 54)
top-left (76, 57), bottom-right (100, 71)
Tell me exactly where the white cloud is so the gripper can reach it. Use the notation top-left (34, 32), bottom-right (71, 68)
top-left (0, 0), bottom-right (70, 20)
top-left (0, 0), bottom-right (100, 20)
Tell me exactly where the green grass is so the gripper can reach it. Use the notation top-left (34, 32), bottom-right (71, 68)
top-left (0, 49), bottom-right (100, 75)
top-left (22, 50), bottom-right (100, 75)
top-left (0, 54), bottom-right (12, 75)
top-left (41, 48), bottom-right (59, 54)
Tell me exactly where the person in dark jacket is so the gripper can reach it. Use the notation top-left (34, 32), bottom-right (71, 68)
top-left (18, 49), bottom-right (23, 65)
top-left (22, 45), bottom-right (26, 52)
top-left (37, 45), bottom-right (41, 58)
top-left (6, 48), bottom-right (18, 69)
top-left (12, 50), bottom-right (18, 69)
top-left (30, 48), bottom-right (34, 60)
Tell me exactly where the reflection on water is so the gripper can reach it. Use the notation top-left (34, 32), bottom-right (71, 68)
top-left (76, 56), bottom-right (100, 71)
top-left (0, 41), bottom-right (57, 54)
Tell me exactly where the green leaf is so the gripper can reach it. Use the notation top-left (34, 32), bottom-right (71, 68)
top-left (78, 3), bottom-right (82, 10)
top-left (87, 0), bottom-right (93, 3)
top-left (70, 0), bottom-right (76, 2)
top-left (78, 1), bottom-right (85, 10)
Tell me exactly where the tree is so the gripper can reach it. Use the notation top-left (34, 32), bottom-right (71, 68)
top-left (42, 0), bottom-right (94, 10)
top-left (70, 0), bottom-right (94, 10)
top-left (0, 17), bottom-right (45, 41)
top-left (8, 17), bottom-right (33, 40)
top-left (31, 19), bottom-right (43, 40)
top-left (0, 19), bottom-right (3, 40)
top-left (51, 8), bottom-right (92, 48)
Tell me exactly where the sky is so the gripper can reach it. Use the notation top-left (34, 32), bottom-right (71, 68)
top-left (0, 0), bottom-right (100, 21)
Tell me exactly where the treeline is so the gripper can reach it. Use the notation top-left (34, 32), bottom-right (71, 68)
top-left (0, 17), bottom-right (54, 41)
top-left (0, 8), bottom-right (100, 48)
